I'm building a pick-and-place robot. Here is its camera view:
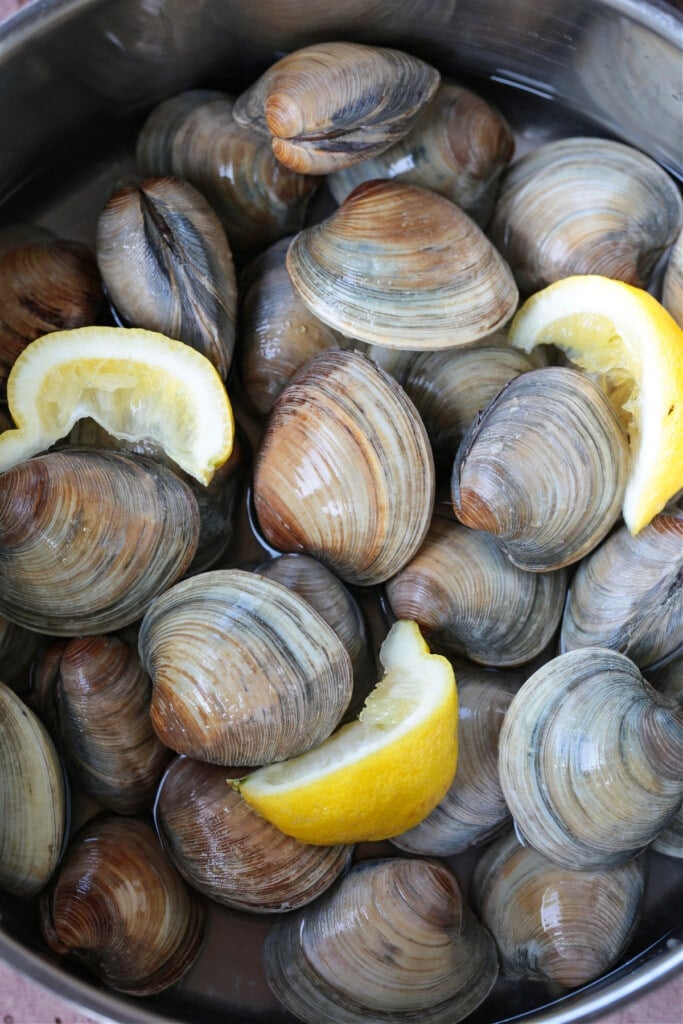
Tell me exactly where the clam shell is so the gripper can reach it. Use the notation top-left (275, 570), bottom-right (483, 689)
top-left (472, 830), bottom-right (646, 987)
top-left (138, 569), bottom-right (353, 765)
top-left (385, 514), bottom-right (567, 667)
top-left (452, 366), bottom-right (630, 571)
top-left (233, 42), bottom-right (440, 174)
top-left (489, 137), bottom-right (683, 293)
top-left (0, 681), bottom-right (66, 897)
top-left (662, 226), bottom-right (683, 328)
top-left (649, 657), bottom-right (683, 858)
top-left (561, 513), bottom-right (683, 669)
top-left (0, 448), bottom-right (200, 635)
top-left (498, 647), bottom-right (683, 869)
top-left (286, 179), bottom-right (518, 349)
top-left (40, 814), bottom-right (205, 995)
top-left (264, 857), bottom-right (499, 1024)
top-left (155, 755), bottom-right (353, 912)
top-left (253, 349), bottom-right (435, 586)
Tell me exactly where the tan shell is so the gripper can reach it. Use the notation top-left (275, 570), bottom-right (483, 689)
top-left (286, 179), bottom-right (518, 349)
top-left (155, 755), bottom-right (353, 912)
top-left (138, 569), bottom-right (353, 766)
top-left (40, 814), bottom-right (205, 995)
top-left (0, 681), bottom-right (66, 897)
top-left (264, 857), bottom-right (499, 1024)
top-left (0, 448), bottom-right (200, 635)
top-left (233, 42), bottom-right (440, 174)
top-left (472, 830), bottom-right (646, 987)
top-left (253, 349), bottom-right (435, 586)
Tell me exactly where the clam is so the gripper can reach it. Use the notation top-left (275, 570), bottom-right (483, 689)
top-left (252, 349), bottom-right (435, 586)
top-left (155, 755), bottom-right (353, 912)
top-left (45, 635), bottom-right (170, 814)
top-left (136, 89), bottom-right (319, 260)
top-left (385, 513), bottom-right (567, 667)
top-left (472, 830), bottom-right (646, 987)
top-left (489, 137), bottom-right (683, 293)
top-left (0, 681), bottom-right (67, 897)
top-left (239, 235), bottom-right (346, 415)
top-left (662, 226), bottom-right (682, 328)
top-left (0, 226), bottom-right (102, 400)
top-left (328, 82), bottom-right (514, 226)
top-left (498, 647), bottom-right (683, 870)
top-left (391, 663), bottom-right (518, 855)
top-left (233, 42), bottom-right (440, 174)
top-left (40, 813), bottom-right (205, 994)
top-left (561, 513), bottom-right (683, 669)
top-left (264, 856), bottom-right (498, 1024)
top-left (649, 657), bottom-right (683, 858)
top-left (138, 569), bottom-right (353, 765)
top-left (286, 179), bottom-right (518, 348)
top-left (96, 176), bottom-right (237, 380)
top-left (452, 366), bottom-right (630, 571)
top-left (0, 448), bottom-right (200, 635)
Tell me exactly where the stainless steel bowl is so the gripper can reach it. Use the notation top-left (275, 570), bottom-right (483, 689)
top-left (0, 1), bottom-right (681, 1021)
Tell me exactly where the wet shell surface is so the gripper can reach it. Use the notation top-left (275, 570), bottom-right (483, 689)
top-left (40, 814), bottom-right (205, 995)
top-left (0, 681), bottom-right (66, 897)
top-left (391, 664), bottom-right (518, 855)
top-left (155, 755), bottom-right (353, 912)
top-left (489, 136), bottom-right (683, 293)
top-left (96, 176), bottom-right (237, 380)
top-left (264, 856), bottom-right (499, 1024)
top-left (385, 514), bottom-right (567, 667)
top-left (0, 448), bottom-right (200, 635)
top-left (452, 367), bottom-right (630, 571)
top-left (472, 830), bottom-right (646, 987)
top-left (233, 42), bottom-right (440, 174)
top-left (253, 349), bottom-right (435, 586)
top-left (286, 179), bottom-right (518, 348)
top-left (138, 569), bottom-right (353, 766)
top-left (561, 513), bottom-right (683, 669)
top-left (328, 82), bottom-right (514, 226)
top-left (498, 648), bottom-right (683, 869)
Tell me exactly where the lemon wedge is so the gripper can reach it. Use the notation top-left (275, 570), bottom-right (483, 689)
top-left (0, 326), bottom-right (234, 485)
top-left (236, 619), bottom-right (458, 846)
top-left (508, 275), bottom-right (683, 534)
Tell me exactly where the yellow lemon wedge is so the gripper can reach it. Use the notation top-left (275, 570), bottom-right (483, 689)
top-left (0, 326), bottom-right (234, 485)
top-left (235, 619), bottom-right (458, 845)
top-left (508, 275), bottom-right (683, 534)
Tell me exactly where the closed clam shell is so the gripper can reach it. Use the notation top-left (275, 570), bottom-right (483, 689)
top-left (50, 635), bottom-right (170, 814)
top-left (498, 648), bottom-right (683, 869)
top-left (649, 657), bottom-right (683, 858)
top-left (0, 448), bottom-right (200, 635)
top-left (385, 514), bottom-right (567, 667)
top-left (264, 856), bottom-right (499, 1024)
top-left (96, 176), bottom-right (237, 380)
top-left (233, 42), bottom-right (440, 175)
top-left (561, 513), bottom-right (683, 669)
top-left (489, 137), bottom-right (683, 293)
top-left (328, 82), bottom-right (514, 226)
top-left (472, 830), bottom-right (646, 987)
top-left (40, 814), bottom-right (205, 995)
top-left (138, 569), bottom-right (353, 766)
top-left (155, 755), bottom-right (353, 912)
top-left (252, 349), bottom-right (435, 586)
top-left (286, 179), bottom-right (518, 349)
top-left (392, 664), bottom-right (518, 855)
top-left (0, 681), bottom-right (66, 897)
top-left (136, 90), bottom-right (320, 260)
top-left (452, 367), bottom-right (630, 571)
top-left (662, 227), bottom-right (683, 328)
top-left (239, 235), bottom-right (346, 415)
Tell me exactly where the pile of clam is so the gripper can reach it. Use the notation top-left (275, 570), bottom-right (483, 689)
top-left (1, 39), bottom-right (682, 1024)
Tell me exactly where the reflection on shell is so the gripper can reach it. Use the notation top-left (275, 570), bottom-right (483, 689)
top-left (472, 830), bottom-right (646, 987)
top-left (155, 756), bottom-right (353, 912)
top-left (286, 179), bottom-right (518, 348)
top-left (233, 42), bottom-right (440, 174)
top-left (264, 857), bottom-right (499, 1024)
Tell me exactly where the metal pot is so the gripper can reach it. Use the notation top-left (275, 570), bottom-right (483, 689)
top-left (0, 1), bottom-right (681, 1022)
